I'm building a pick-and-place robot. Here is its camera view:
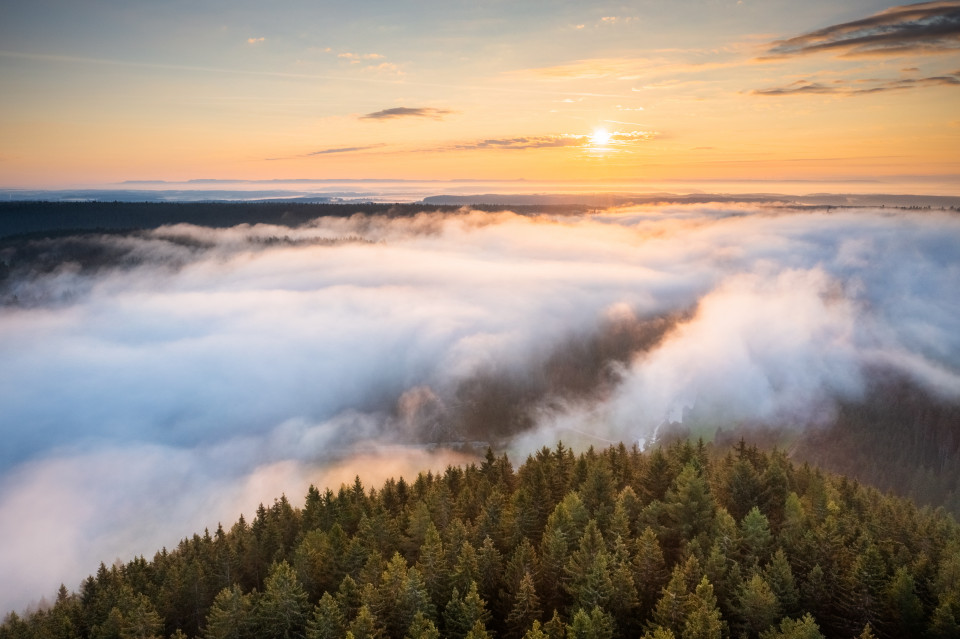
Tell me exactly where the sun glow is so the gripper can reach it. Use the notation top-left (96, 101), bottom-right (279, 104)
top-left (590, 128), bottom-right (613, 146)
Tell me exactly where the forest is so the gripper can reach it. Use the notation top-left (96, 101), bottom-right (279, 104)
top-left (2, 440), bottom-right (959, 639)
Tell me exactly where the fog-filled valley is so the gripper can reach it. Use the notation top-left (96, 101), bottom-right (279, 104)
top-left (1, 202), bottom-right (959, 616)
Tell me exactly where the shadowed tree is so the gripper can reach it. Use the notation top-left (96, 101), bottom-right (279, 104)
top-left (507, 572), bottom-right (543, 637)
top-left (443, 583), bottom-right (490, 639)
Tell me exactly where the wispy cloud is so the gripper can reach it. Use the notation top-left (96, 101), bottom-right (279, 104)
top-left (361, 107), bottom-right (454, 120)
top-left (449, 130), bottom-right (656, 151)
top-left (266, 143), bottom-right (387, 160)
top-left (753, 71), bottom-right (960, 96)
top-left (761, 0), bottom-right (960, 59)
top-left (337, 52), bottom-right (385, 61)
top-left (246, 37), bottom-right (265, 44)
top-left (452, 135), bottom-right (586, 150)
top-left (306, 144), bottom-right (387, 155)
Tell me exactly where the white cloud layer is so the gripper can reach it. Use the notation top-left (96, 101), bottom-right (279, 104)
top-left (1, 204), bottom-right (958, 613)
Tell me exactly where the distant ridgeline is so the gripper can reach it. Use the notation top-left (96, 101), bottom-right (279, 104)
top-left (0, 202), bottom-right (590, 239)
top-left (3, 441), bottom-right (959, 639)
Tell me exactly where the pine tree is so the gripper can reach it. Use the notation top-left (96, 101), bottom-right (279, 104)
top-left (662, 465), bottom-right (716, 561)
top-left (204, 585), bottom-right (252, 639)
top-left (337, 575), bottom-right (363, 623)
top-left (928, 599), bottom-right (960, 638)
top-left (404, 612), bottom-right (439, 639)
top-left (416, 524), bottom-right (449, 611)
top-left (652, 565), bottom-right (693, 636)
top-left (885, 566), bottom-right (924, 636)
top-left (681, 578), bottom-right (724, 639)
top-left (506, 572), bottom-right (543, 636)
top-left (464, 619), bottom-right (493, 639)
top-left (522, 620), bottom-right (548, 639)
top-left (735, 574), bottom-right (780, 637)
top-left (565, 521), bottom-right (613, 612)
top-left (543, 610), bottom-right (567, 639)
top-left (739, 508), bottom-right (773, 569)
top-left (348, 605), bottom-right (383, 639)
top-left (306, 593), bottom-right (345, 639)
top-left (757, 614), bottom-right (824, 639)
top-left (565, 607), bottom-right (613, 639)
top-left (633, 527), bottom-right (668, 617)
top-left (443, 583), bottom-right (491, 639)
top-left (120, 594), bottom-right (163, 639)
top-left (763, 549), bottom-right (799, 617)
top-left (256, 561), bottom-right (309, 639)
top-left (452, 542), bottom-right (480, 595)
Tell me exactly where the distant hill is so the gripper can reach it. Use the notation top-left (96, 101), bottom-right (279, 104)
top-left (422, 192), bottom-right (960, 208)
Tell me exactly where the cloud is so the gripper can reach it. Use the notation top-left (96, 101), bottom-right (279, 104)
top-left (450, 130), bottom-right (656, 151)
top-left (246, 37), bottom-right (265, 44)
top-left (306, 144), bottom-right (387, 156)
top-left (266, 144), bottom-right (389, 161)
top-left (337, 52), bottom-right (384, 61)
top-left (452, 135), bottom-right (587, 150)
top-left (361, 107), bottom-right (453, 120)
top-left (753, 71), bottom-right (960, 95)
top-left (1, 204), bottom-right (958, 613)
top-left (762, 0), bottom-right (960, 59)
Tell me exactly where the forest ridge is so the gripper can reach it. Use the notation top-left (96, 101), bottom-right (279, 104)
top-left (3, 441), bottom-right (959, 639)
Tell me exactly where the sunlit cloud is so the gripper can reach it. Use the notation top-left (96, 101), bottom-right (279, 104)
top-left (761, 0), bottom-right (960, 59)
top-left (361, 62), bottom-right (404, 75)
top-left (246, 37), bottom-right (265, 44)
top-left (448, 129), bottom-right (656, 151)
top-left (598, 16), bottom-right (639, 27)
top-left (337, 52), bottom-right (385, 60)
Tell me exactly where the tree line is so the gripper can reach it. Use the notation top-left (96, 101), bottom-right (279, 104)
top-left (2, 440), bottom-right (959, 639)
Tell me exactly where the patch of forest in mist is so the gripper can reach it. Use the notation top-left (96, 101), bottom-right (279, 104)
top-left (3, 441), bottom-right (959, 639)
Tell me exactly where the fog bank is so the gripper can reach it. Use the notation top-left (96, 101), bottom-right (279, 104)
top-left (1, 204), bottom-right (958, 613)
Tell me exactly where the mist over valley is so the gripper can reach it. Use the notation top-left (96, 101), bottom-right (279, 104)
top-left (1, 200), bottom-right (958, 615)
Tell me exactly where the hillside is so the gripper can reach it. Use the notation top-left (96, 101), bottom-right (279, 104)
top-left (3, 441), bottom-right (959, 639)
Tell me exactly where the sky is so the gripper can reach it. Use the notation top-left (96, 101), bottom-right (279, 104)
top-left (1, 0), bottom-right (959, 190)
top-left (1, 203), bottom-right (959, 613)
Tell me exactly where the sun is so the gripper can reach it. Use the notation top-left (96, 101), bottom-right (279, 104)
top-left (590, 128), bottom-right (613, 146)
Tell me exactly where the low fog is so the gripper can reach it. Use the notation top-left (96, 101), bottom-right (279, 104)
top-left (1, 204), bottom-right (958, 613)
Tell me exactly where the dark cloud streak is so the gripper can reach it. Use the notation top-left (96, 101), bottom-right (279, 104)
top-left (762, 0), bottom-right (960, 59)
top-left (307, 144), bottom-right (387, 156)
top-left (361, 107), bottom-right (453, 120)
top-left (753, 72), bottom-right (960, 96)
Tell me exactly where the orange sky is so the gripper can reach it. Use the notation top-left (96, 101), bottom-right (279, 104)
top-left (1, 0), bottom-right (958, 191)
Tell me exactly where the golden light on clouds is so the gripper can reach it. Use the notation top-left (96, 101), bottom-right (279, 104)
top-left (590, 128), bottom-right (613, 146)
